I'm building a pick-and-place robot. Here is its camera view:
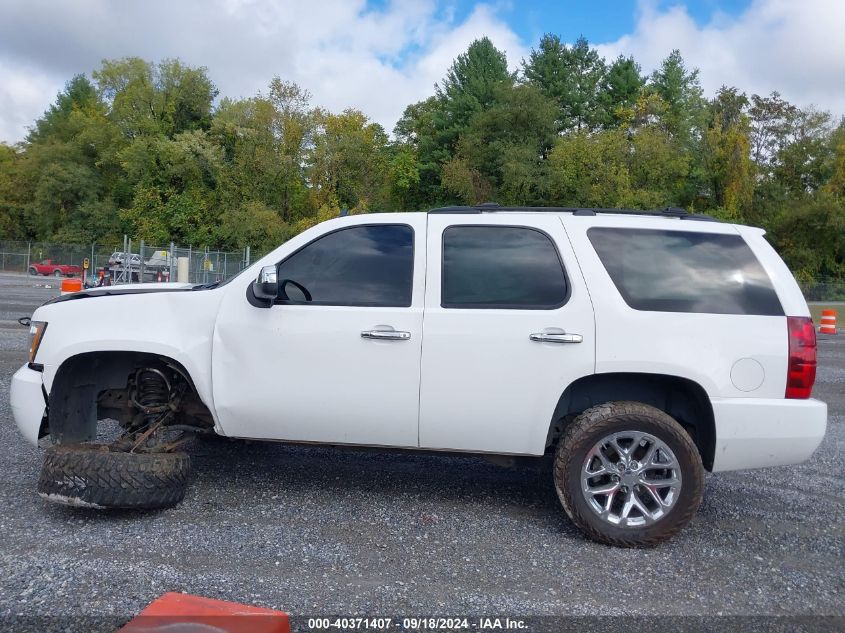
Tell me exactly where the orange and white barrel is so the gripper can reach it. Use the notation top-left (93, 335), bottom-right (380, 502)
top-left (60, 278), bottom-right (83, 295)
top-left (819, 309), bottom-right (837, 334)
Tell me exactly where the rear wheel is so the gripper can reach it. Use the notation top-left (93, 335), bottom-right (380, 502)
top-left (28, 267), bottom-right (37, 276)
top-left (37, 444), bottom-right (191, 509)
top-left (53, 269), bottom-right (63, 277)
top-left (554, 401), bottom-right (703, 547)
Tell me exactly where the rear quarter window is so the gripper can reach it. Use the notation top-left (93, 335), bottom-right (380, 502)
top-left (587, 227), bottom-right (783, 316)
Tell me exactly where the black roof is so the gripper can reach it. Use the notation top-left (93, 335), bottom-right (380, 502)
top-left (427, 202), bottom-right (716, 221)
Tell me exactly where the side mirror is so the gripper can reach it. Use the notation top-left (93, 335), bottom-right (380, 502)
top-left (250, 265), bottom-right (278, 307)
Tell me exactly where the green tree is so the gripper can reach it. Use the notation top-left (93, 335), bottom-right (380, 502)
top-left (625, 125), bottom-right (690, 208)
top-left (596, 55), bottom-right (644, 127)
top-left (547, 130), bottom-right (630, 207)
top-left (773, 107), bottom-right (833, 196)
top-left (308, 109), bottom-right (390, 211)
top-left (703, 87), bottom-right (755, 219)
top-left (435, 37), bottom-right (515, 150)
top-left (523, 35), bottom-right (607, 131)
top-left (94, 58), bottom-right (218, 139)
top-left (392, 38), bottom-right (515, 207)
top-left (647, 50), bottom-right (706, 146)
top-left (211, 79), bottom-right (315, 222)
top-left (449, 84), bottom-right (558, 204)
top-left (216, 200), bottom-right (294, 251)
top-left (27, 75), bottom-right (103, 143)
top-left (387, 146), bottom-right (421, 209)
top-left (0, 144), bottom-right (24, 237)
top-left (440, 157), bottom-right (492, 205)
top-left (11, 73), bottom-right (125, 241)
top-left (767, 193), bottom-right (845, 281)
top-left (393, 96), bottom-right (447, 205)
top-left (824, 123), bottom-right (845, 198)
top-left (546, 125), bottom-right (689, 209)
top-left (118, 130), bottom-right (222, 244)
top-left (749, 92), bottom-right (799, 168)
top-left (51, 199), bottom-right (121, 244)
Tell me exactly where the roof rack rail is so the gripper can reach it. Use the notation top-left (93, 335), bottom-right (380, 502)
top-left (427, 203), bottom-right (717, 221)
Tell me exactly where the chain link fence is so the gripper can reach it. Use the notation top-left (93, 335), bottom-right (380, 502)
top-left (0, 241), bottom-right (112, 276)
top-left (798, 279), bottom-right (845, 302)
top-left (0, 239), bottom-right (256, 285)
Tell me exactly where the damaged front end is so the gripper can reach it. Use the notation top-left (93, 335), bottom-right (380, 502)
top-left (47, 352), bottom-right (215, 453)
top-left (98, 366), bottom-right (214, 453)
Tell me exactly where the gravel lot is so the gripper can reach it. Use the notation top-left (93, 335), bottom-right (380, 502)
top-left (0, 271), bottom-right (842, 630)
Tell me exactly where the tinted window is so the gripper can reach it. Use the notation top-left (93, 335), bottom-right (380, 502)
top-left (276, 224), bottom-right (413, 307)
top-left (442, 226), bottom-right (568, 308)
top-left (588, 227), bottom-right (783, 315)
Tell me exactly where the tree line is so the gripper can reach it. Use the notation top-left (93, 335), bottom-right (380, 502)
top-left (0, 36), bottom-right (842, 282)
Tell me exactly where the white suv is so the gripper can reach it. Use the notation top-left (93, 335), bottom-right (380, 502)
top-left (11, 205), bottom-right (827, 547)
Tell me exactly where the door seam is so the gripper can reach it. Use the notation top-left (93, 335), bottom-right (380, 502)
top-left (416, 213), bottom-right (429, 447)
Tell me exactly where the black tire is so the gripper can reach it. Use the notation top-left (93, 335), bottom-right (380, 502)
top-left (53, 269), bottom-right (63, 277)
top-left (554, 401), bottom-right (703, 548)
top-left (28, 267), bottom-right (37, 276)
top-left (37, 444), bottom-right (191, 510)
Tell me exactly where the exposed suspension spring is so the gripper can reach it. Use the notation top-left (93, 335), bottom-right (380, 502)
top-left (115, 366), bottom-right (200, 453)
top-left (134, 368), bottom-right (172, 425)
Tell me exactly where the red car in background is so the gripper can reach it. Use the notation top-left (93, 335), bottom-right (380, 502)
top-left (28, 259), bottom-right (82, 277)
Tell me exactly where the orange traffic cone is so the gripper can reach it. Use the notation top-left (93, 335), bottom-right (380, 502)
top-left (819, 309), bottom-right (837, 334)
top-left (119, 592), bottom-right (290, 632)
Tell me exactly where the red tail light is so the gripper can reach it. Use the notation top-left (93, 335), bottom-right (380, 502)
top-left (786, 316), bottom-right (817, 399)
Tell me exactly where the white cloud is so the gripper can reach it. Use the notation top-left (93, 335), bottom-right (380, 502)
top-left (596, 0), bottom-right (845, 116)
top-left (0, 60), bottom-right (64, 143)
top-left (2, 0), bottom-right (841, 145)
top-left (0, 0), bottom-right (527, 143)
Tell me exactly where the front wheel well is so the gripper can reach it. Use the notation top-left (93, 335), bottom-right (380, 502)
top-left (47, 351), bottom-right (212, 444)
top-left (547, 373), bottom-right (716, 471)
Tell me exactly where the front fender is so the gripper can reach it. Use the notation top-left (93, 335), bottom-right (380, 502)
top-left (33, 288), bottom-right (225, 429)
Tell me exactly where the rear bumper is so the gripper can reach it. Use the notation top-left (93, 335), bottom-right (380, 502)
top-left (710, 397), bottom-right (827, 472)
top-left (10, 364), bottom-right (46, 446)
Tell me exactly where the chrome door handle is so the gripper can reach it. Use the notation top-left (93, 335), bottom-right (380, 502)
top-left (361, 330), bottom-right (411, 341)
top-left (529, 332), bottom-right (583, 344)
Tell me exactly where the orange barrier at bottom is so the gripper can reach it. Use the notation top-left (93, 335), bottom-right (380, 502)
top-left (60, 278), bottom-right (83, 294)
top-left (119, 592), bottom-right (290, 633)
top-left (819, 309), bottom-right (837, 335)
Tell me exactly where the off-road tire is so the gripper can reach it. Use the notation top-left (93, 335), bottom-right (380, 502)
top-left (37, 444), bottom-right (191, 510)
top-left (554, 401), bottom-right (703, 548)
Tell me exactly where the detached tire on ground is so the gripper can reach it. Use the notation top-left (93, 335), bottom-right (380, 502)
top-left (37, 444), bottom-right (190, 510)
top-left (554, 401), bottom-right (704, 548)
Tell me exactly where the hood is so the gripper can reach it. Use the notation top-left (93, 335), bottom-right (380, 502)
top-left (43, 282), bottom-right (200, 306)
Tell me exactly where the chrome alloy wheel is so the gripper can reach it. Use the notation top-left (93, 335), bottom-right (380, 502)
top-left (581, 430), bottom-right (682, 528)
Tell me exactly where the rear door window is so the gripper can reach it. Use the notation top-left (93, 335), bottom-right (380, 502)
top-left (587, 227), bottom-right (783, 315)
top-left (442, 225), bottom-right (568, 309)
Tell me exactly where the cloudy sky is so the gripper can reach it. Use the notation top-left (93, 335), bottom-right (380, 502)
top-left (0, 0), bottom-right (842, 143)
